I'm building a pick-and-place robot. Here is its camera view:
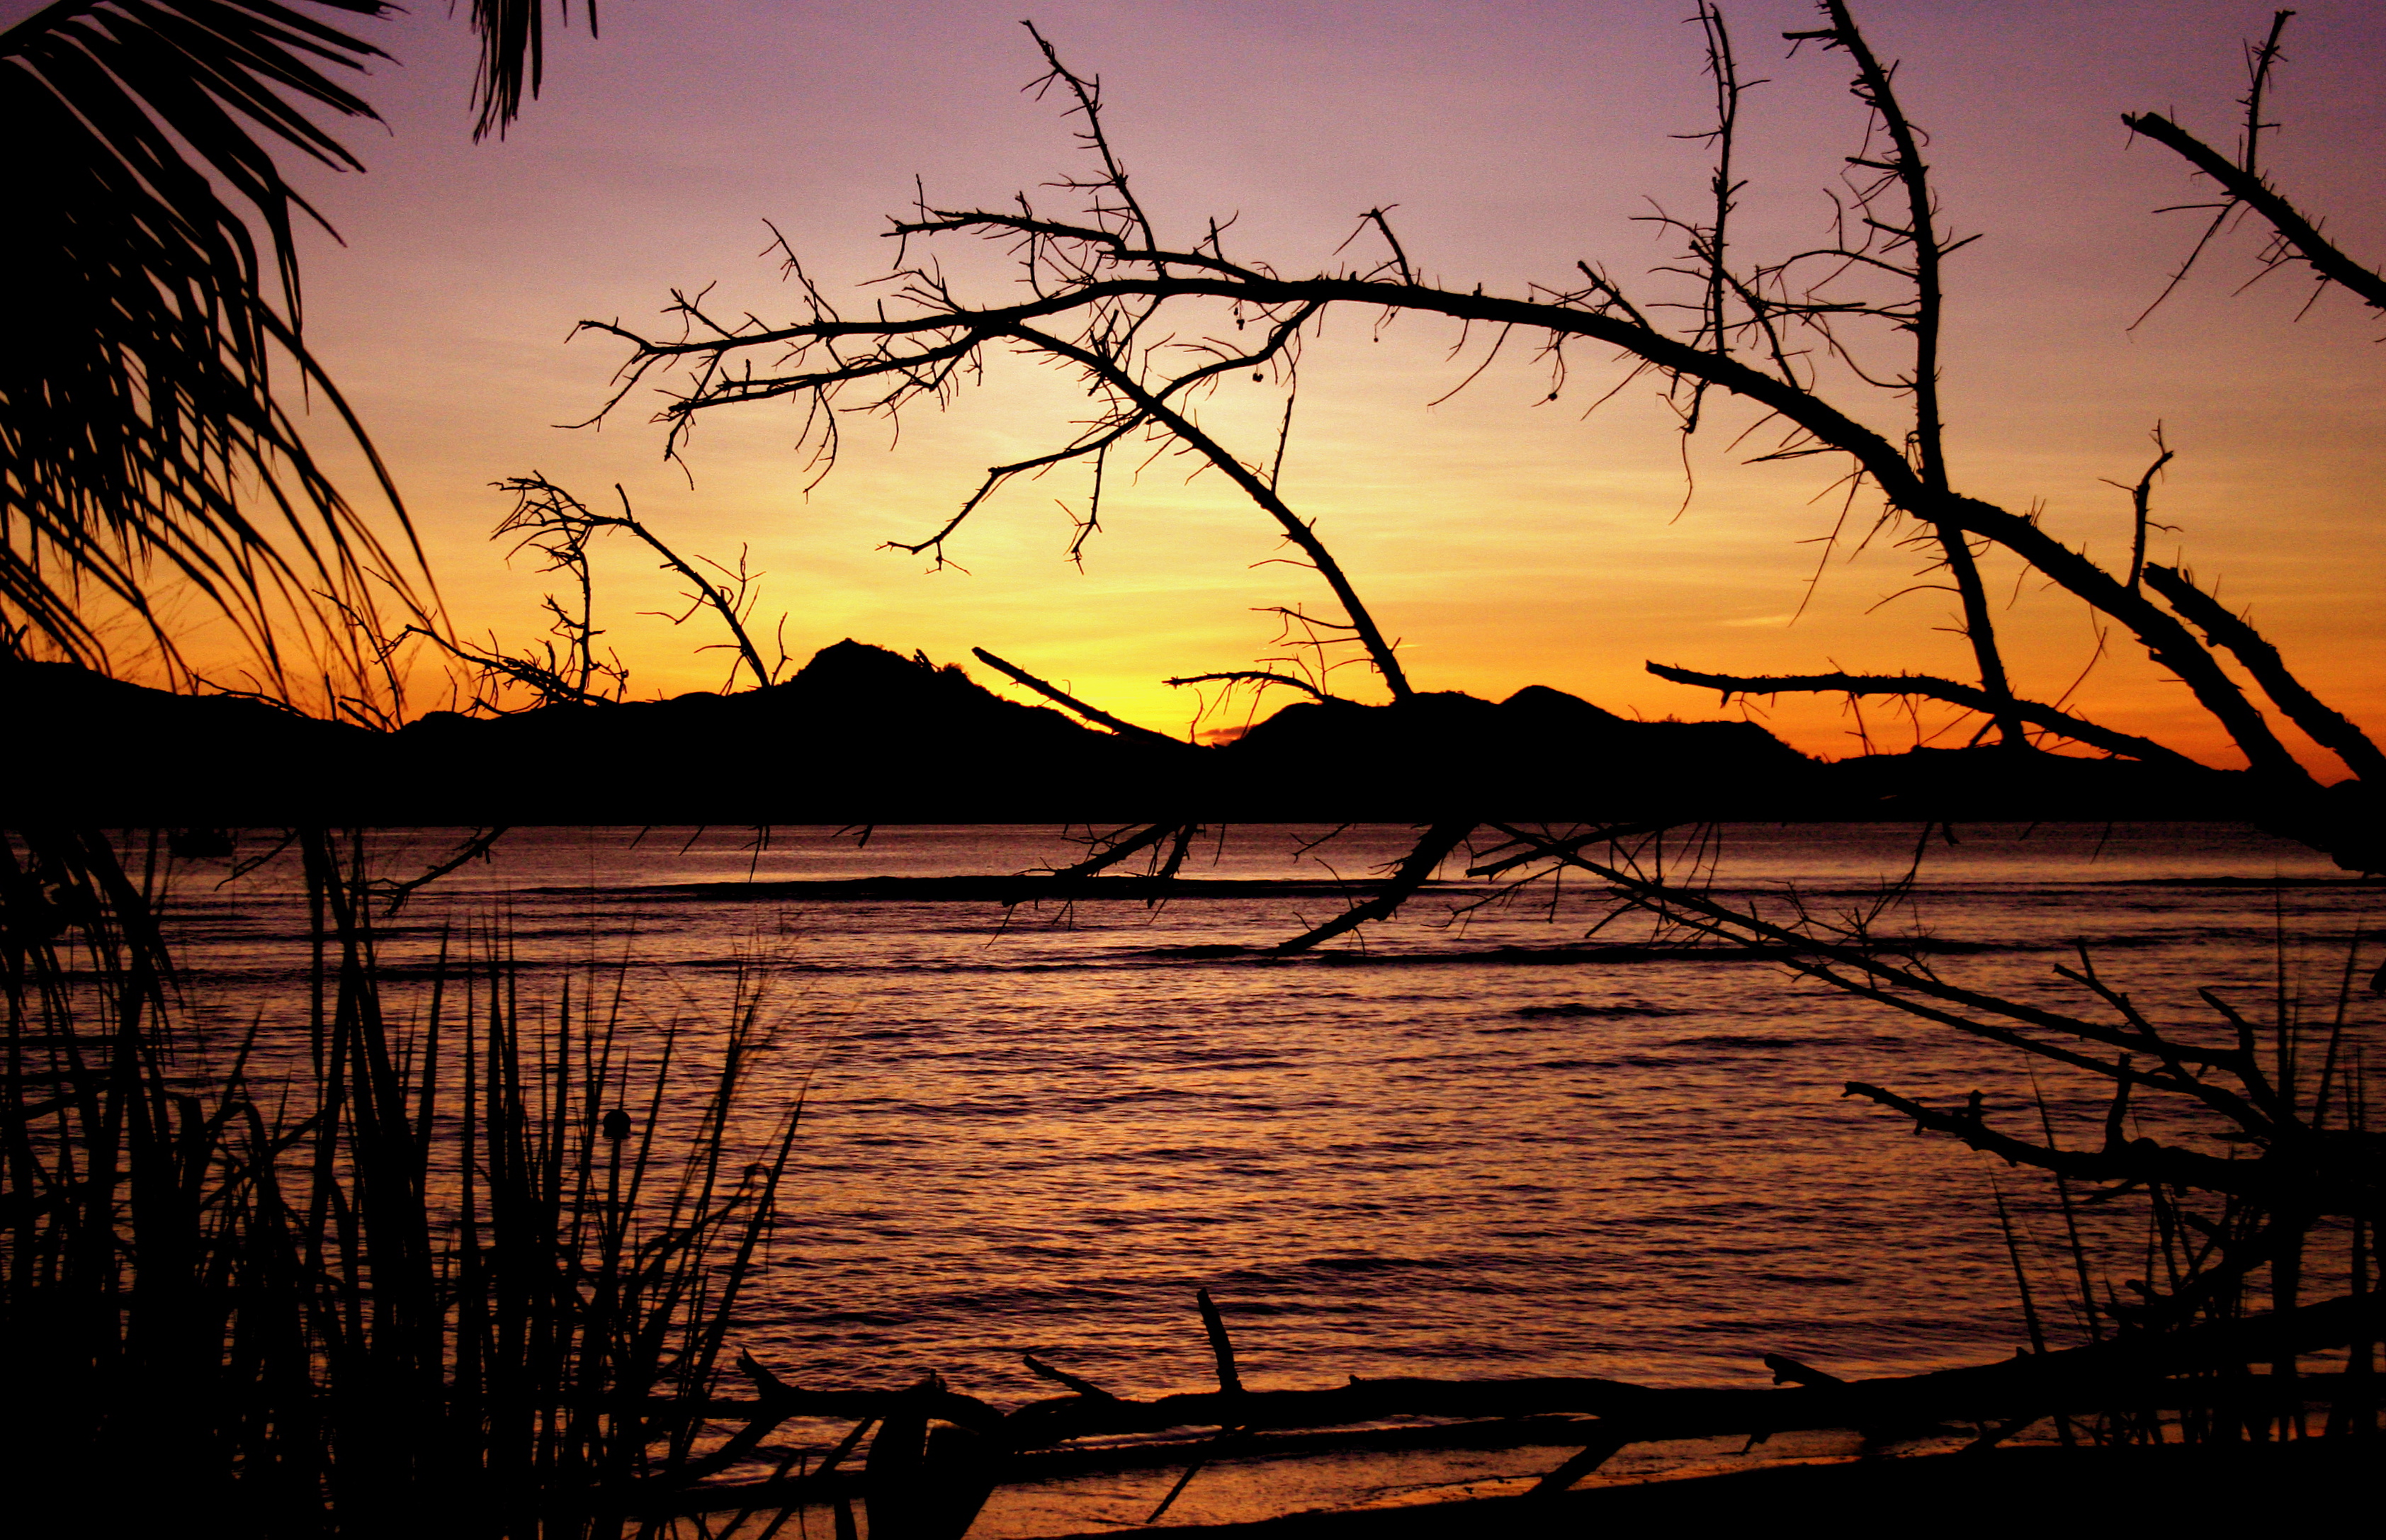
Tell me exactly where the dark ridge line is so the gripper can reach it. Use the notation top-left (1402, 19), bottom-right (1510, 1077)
top-left (492, 875), bottom-right (2369, 906)
top-left (519, 876), bottom-right (1442, 902)
top-left (47, 933), bottom-right (2191, 985)
top-left (2109, 875), bottom-right (2377, 888)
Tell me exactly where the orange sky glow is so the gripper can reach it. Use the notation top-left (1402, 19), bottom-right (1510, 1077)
top-left (126, 1), bottom-right (2386, 771)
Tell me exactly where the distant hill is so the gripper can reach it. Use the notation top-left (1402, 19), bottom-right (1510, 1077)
top-left (3, 641), bottom-right (2254, 824)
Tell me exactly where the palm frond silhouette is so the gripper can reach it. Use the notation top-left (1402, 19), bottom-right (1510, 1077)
top-left (1, 0), bottom-right (584, 679)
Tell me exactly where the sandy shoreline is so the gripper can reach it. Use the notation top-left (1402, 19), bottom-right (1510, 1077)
top-left (1052, 1439), bottom-right (2370, 1536)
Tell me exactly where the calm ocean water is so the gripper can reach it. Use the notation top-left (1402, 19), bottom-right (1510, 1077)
top-left (150, 823), bottom-right (2370, 1413)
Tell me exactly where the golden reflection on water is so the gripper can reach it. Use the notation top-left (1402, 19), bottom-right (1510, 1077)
top-left (154, 824), bottom-right (2364, 1422)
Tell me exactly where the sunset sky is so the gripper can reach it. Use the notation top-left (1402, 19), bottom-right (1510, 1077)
top-left (137, 1), bottom-right (2386, 766)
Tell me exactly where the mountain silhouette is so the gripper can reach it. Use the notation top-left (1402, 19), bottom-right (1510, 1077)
top-left (4, 642), bottom-right (2254, 825)
top-left (1226, 684), bottom-right (1820, 818)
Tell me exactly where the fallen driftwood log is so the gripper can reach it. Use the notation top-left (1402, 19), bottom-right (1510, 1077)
top-left (633, 1288), bottom-right (2382, 1534)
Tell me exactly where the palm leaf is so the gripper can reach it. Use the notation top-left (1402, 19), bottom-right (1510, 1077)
top-left (1, 0), bottom-right (426, 677)
top-left (468, 0), bottom-right (592, 141)
top-left (1, 1), bottom-right (587, 681)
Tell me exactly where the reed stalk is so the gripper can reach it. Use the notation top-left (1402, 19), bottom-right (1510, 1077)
top-left (1, 827), bottom-right (801, 1537)
top-left (1984, 922), bottom-right (2379, 1449)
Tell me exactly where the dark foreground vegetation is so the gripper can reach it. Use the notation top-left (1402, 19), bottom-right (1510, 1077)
top-left (4, 827), bottom-right (2379, 1539)
top-left (3, 827), bottom-right (805, 1539)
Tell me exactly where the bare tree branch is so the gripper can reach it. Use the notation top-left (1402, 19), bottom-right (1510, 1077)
top-left (1163, 670), bottom-right (1338, 702)
top-left (593, 262), bottom-right (2323, 788)
top-left (1644, 661), bottom-right (2207, 769)
top-left (2142, 565), bottom-right (2386, 784)
top-left (1799, 3), bottom-right (2025, 747)
top-left (971, 646), bottom-right (1182, 744)
top-left (2123, 109), bottom-right (2386, 313)
top-left (1270, 821), bottom-right (1474, 955)
top-left (2106, 424), bottom-right (2176, 594)
top-left (1843, 1080), bottom-right (2377, 1222)
top-left (1005, 322), bottom-right (1415, 699)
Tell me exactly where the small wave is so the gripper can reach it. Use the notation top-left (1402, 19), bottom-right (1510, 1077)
top-left (1121, 944), bottom-right (1261, 961)
top-left (1661, 1033), bottom-right (1835, 1051)
top-left (525, 875), bottom-right (1418, 904)
top-left (2115, 875), bottom-right (2371, 888)
top-left (802, 1308), bottom-right (915, 1327)
top-left (1299, 1255), bottom-right (1454, 1274)
top-left (1310, 945), bottom-right (1793, 968)
top-left (1513, 1001), bottom-right (1685, 1018)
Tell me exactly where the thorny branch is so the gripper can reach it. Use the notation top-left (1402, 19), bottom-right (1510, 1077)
top-left (1270, 820), bottom-right (1476, 956)
top-left (1163, 670), bottom-right (1339, 703)
top-left (576, 11), bottom-right (2382, 875)
top-left (2125, 13), bottom-right (2386, 318)
top-left (1644, 661), bottom-right (2205, 769)
top-left (568, 0), bottom-right (2385, 1290)
top-left (2107, 424), bottom-right (2176, 594)
top-left (1790, 2), bottom-right (2023, 747)
top-left (559, 8), bottom-right (2382, 1444)
top-left (594, 249), bottom-right (2311, 783)
top-left (1465, 820), bottom-right (2380, 1220)
top-left (563, 30), bottom-right (2386, 1315)
top-left (402, 474), bottom-right (788, 710)
top-left (2142, 565), bottom-right (2386, 787)
top-left (970, 645), bottom-right (1182, 745)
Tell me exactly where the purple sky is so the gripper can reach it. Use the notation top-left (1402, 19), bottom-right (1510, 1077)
top-left (169, 1), bottom-right (2386, 761)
